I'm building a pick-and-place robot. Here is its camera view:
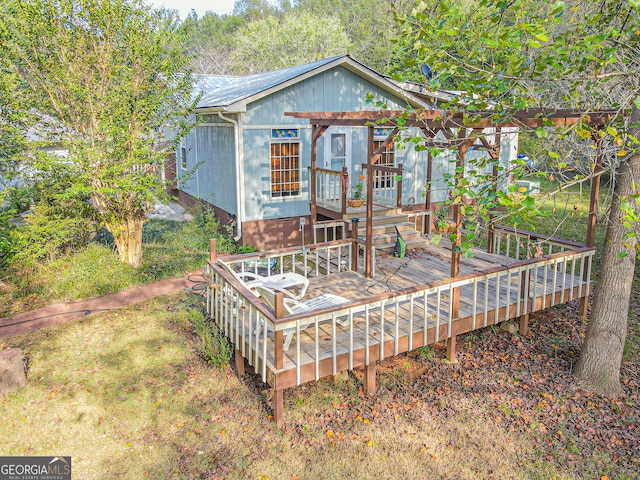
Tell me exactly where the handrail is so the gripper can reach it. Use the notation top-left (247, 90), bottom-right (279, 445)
top-left (493, 225), bottom-right (586, 249)
top-left (312, 219), bottom-right (348, 243)
top-left (362, 163), bottom-right (403, 207)
top-left (313, 166), bottom-right (347, 214)
top-left (269, 245), bottom-right (595, 328)
top-left (204, 238), bottom-right (594, 390)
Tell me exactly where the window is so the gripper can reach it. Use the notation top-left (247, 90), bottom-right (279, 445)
top-left (179, 145), bottom-right (187, 170)
top-left (270, 142), bottom-right (300, 197)
top-left (329, 133), bottom-right (346, 170)
top-left (373, 140), bottom-right (394, 188)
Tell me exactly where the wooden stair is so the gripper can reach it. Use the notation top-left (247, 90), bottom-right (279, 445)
top-left (344, 205), bottom-right (429, 254)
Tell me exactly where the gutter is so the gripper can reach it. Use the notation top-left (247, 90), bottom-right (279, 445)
top-left (217, 111), bottom-right (244, 242)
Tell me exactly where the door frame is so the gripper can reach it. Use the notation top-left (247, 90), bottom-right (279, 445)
top-left (324, 126), bottom-right (352, 174)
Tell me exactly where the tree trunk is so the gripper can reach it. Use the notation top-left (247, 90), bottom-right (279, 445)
top-left (109, 216), bottom-right (144, 268)
top-left (573, 147), bottom-right (640, 396)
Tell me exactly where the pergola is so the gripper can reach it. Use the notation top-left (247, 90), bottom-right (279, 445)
top-left (287, 108), bottom-right (617, 316)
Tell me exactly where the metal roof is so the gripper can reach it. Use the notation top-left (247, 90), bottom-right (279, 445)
top-left (193, 55), bottom-right (429, 111)
top-left (195, 55), bottom-right (346, 110)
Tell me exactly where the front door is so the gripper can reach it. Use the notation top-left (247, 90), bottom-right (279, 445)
top-left (324, 127), bottom-right (352, 199)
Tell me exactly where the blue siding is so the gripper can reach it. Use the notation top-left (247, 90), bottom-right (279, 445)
top-left (181, 121), bottom-right (237, 214)
top-left (240, 66), bottom-right (416, 220)
top-left (185, 64), bottom-right (518, 223)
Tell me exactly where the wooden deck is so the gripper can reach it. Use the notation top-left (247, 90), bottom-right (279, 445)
top-left (204, 227), bottom-right (594, 425)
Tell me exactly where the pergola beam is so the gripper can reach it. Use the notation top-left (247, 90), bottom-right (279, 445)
top-left (286, 109), bottom-right (618, 129)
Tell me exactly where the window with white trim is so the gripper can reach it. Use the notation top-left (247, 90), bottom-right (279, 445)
top-left (270, 141), bottom-right (300, 197)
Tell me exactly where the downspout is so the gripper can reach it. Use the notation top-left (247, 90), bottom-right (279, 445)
top-left (217, 111), bottom-right (243, 242)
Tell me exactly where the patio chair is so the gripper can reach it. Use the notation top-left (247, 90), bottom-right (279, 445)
top-left (219, 260), bottom-right (309, 300)
top-left (256, 286), bottom-right (350, 350)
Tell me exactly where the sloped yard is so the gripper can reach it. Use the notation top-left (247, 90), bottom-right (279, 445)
top-left (1, 287), bottom-right (638, 479)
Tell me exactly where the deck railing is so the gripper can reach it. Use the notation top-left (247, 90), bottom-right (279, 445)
top-left (491, 225), bottom-right (585, 260)
top-left (312, 219), bottom-right (348, 244)
top-left (315, 167), bottom-right (346, 214)
top-left (362, 163), bottom-right (403, 207)
top-left (205, 240), bottom-right (356, 383)
top-left (205, 239), bottom-right (594, 389)
top-left (406, 209), bottom-right (432, 235)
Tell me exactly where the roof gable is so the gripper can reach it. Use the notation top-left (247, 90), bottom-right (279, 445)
top-left (194, 55), bottom-right (429, 112)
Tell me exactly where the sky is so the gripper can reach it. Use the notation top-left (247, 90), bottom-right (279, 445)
top-left (151, 0), bottom-right (236, 20)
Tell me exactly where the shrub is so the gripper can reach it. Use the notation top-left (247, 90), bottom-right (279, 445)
top-left (187, 308), bottom-right (232, 368)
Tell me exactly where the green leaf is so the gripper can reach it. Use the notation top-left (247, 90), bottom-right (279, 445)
top-left (617, 251), bottom-right (629, 259)
top-left (535, 127), bottom-right (548, 139)
top-left (534, 33), bottom-right (550, 42)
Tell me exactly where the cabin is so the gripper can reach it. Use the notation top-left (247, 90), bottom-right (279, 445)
top-left (202, 107), bottom-right (615, 426)
top-left (172, 55), bottom-right (519, 250)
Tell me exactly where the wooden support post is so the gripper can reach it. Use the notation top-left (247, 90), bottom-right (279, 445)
top-left (517, 269), bottom-right (530, 336)
top-left (396, 163), bottom-right (403, 208)
top-left (365, 126), bottom-right (374, 278)
top-left (209, 239), bottom-right (217, 262)
top-left (450, 134), bottom-right (470, 321)
top-left (519, 315), bottom-right (529, 336)
top-left (309, 125), bottom-right (328, 227)
top-left (579, 135), bottom-right (603, 317)
top-left (425, 150), bottom-right (433, 235)
top-left (273, 382), bottom-right (284, 428)
top-left (341, 166), bottom-right (349, 215)
top-left (272, 294), bottom-right (285, 427)
top-left (487, 128), bottom-right (501, 253)
top-left (445, 335), bottom-right (458, 363)
top-left (365, 362), bottom-right (376, 394)
top-left (351, 218), bottom-right (360, 272)
top-left (234, 348), bottom-right (245, 375)
top-left (274, 292), bottom-right (285, 370)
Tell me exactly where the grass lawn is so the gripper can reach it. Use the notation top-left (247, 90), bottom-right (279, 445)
top-left (1, 180), bottom-right (638, 478)
top-left (2, 289), bottom-right (638, 479)
top-left (0, 216), bottom-right (232, 318)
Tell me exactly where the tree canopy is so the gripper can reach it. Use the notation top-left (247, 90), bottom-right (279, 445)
top-left (231, 10), bottom-right (351, 73)
top-left (1, 0), bottom-right (198, 267)
top-left (393, 0), bottom-right (640, 396)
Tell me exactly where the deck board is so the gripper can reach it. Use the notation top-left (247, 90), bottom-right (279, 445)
top-left (213, 240), bottom-right (592, 388)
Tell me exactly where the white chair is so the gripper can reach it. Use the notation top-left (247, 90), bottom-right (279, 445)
top-left (256, 286), bottom-right (350, 350)
top-left (219, 260), bottom-right (309, 300)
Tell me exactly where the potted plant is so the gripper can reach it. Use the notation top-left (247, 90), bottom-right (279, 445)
top-left (348, 181), bottom-right (364, 208)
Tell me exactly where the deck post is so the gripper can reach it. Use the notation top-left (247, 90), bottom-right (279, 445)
top-left (579, 134), bottom-right (603, 316)
top-left (310, 125), bottom-right (328, 227)
top-left (450, 133), bottom-right (471, 319)
top-left (396, 163), bottom-right (403, 208)
top-left (365, 361), bottom-right (376, 394)
top-left (365, 126), bottom-right (374, 278)
top-left (273, 377), bottom-right (284, 427)
top-left (209, 239), bottom-right (217, 262)
top-left (234, 348), bottom-right (245, 375)
top-left (517, 268), bottom-right (531, 335)
top-left (486, 128), bottom-right (501, 254)
top-left (341, 166), bottom-right (349, 215)
top-left (274, 292), bottom-right (285, 370)
top-left (351, 218), bottom-right (360, 272)
top-left (445, 335), bottom-right (457, 363)
top-left (519, 315), bottom-right (529, 336)
top-left (424, 150), bottom-right (433, 234)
